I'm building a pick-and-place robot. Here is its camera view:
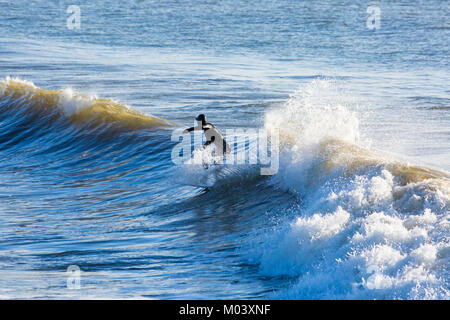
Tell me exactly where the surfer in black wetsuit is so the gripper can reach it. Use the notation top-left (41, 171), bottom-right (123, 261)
top-left (183, 114), bottom-right (231, 158)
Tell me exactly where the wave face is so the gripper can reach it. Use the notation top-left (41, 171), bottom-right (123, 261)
top-left (0, 77), bottom-right (175, 134)
top-left (243, 80), bottom-right (450, 299)
top-left (0, 78), bottom-right (448, 299)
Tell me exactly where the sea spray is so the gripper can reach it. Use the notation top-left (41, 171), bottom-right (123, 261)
top-left (244, 79), bottom-right (450, 299)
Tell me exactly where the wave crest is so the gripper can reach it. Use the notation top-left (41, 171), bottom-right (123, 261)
top-left (248, 79), bottom-right (450, 299)
top-left (0, 77), bottom-right (176, 130)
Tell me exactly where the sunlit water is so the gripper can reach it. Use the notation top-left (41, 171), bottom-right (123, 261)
top-left (0, 0), bottom-right (448, 299)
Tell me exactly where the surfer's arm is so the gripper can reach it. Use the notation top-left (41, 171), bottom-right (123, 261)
top-left (183, 124), bottom-right (210, 133)
top-left (202, 124), bottom-right (214, 130)
top-left (183, 127), bottom-right (195, 133)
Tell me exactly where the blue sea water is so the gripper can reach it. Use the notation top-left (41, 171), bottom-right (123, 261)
top-left (0, 0), bottom-right (449, 299)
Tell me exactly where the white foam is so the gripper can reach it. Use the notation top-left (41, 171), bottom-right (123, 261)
top-left (0, 76), bottom-right (37, 96)
top-left (1, 77), bottom-right (96, 117)
top-left (173, 146), bottom-right (261, 188)
top-left (265, 79), bottom-right (361, 148)
top-left (57, 87), bottom-right (96, 116)
top-left (245, 79), bottom-right (450, 299)
top-left (3, 76), bottom-right (37, 88)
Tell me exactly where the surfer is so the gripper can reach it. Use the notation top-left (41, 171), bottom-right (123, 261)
top-left (183, 114), bottom-right (231, 159)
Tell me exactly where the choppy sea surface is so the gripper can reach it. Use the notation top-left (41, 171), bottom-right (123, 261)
top-left (0, 0), bottom-right (449, 299)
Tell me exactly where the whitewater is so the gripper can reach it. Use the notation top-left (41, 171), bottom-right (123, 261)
top-left (248, 80), bottom-right (449, 299)
top-left (0, 76), bottom-right (448, 299)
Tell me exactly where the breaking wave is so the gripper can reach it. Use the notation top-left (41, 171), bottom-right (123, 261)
top-left (0, 77), bottom-right (175, 133)
top-left (244, 79), bottom-right (450, 299)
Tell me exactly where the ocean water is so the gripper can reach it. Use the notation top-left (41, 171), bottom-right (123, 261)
top-left (0, 0), bottom-right (449, 299)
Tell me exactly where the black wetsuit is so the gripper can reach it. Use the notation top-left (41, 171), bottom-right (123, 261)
top-left (184, 122), bottom-right (231, 157)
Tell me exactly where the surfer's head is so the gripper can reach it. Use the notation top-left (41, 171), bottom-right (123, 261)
top-left (196, 114), bottom-right (206, 125)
